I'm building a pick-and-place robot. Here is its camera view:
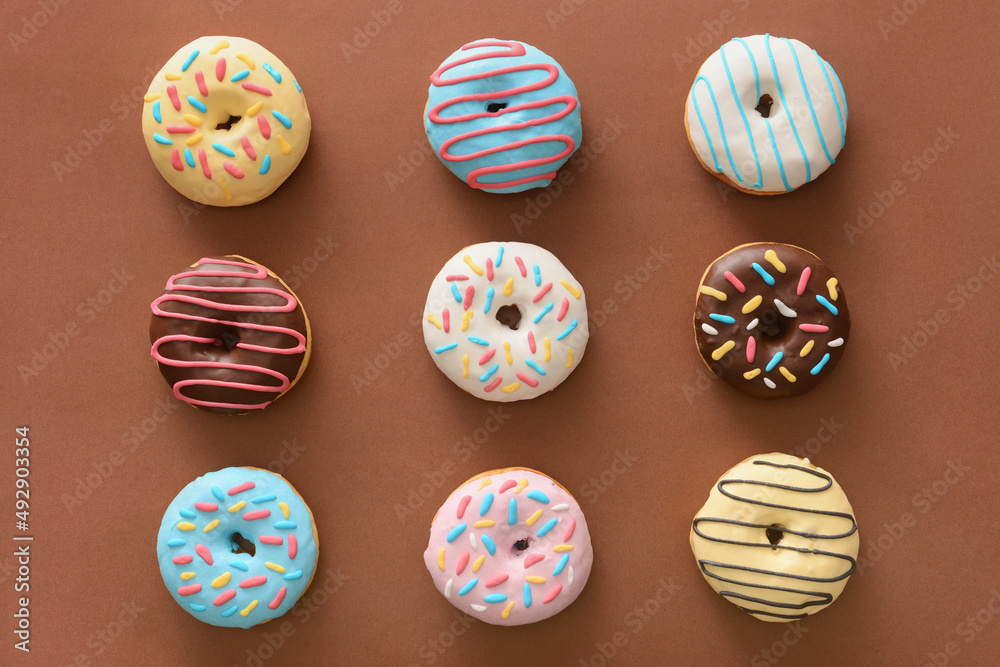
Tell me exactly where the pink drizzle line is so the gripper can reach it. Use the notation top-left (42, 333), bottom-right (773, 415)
top-left (241, 136), bottom-right (257, 160)
top-left (514, 256), bottom-right (527, 277)
top-left (456, 495), bottom-right (471, 519)
top-left (215, 56), bottom-right (226, 82)
top-left (746, 336), bottom-right (756, 363)
top-left (428, 40), bottom-right (577, 190)
top-left (724, 271), bottom-right (746, 293)
top-left (516, 372), bottom-right (539, 387)
top-left (242, 82), bottom-right (273, 96)
top-left (167, 84), bottom-right (181, 110)
top-left (523, 554), bottom-right (545, 569)
top-left (498, 479), bottom-right (517, 494)
top-left (442, 308), bottom-right (450, 333)
top-left (556, 297), bottom-right (569, 322)
top-left (150, 258), bottom-right (306, 411)
top-left (258, 114), bottom-right (271, 139)
top-left (797, 267), bottom-right (812, 296)
top-left (268, 586), bottom-right (287, 610)
top-left (456, 552), bottom-right (469, 575)
top-left (484, 377), bottom-right (502, 392)
top-left (195, 70), bottom-right (208, 97)
top-left (289, 534), bottom-right (298, 560)
top-left (478, 349), bottom-right (496, 365)
top-left (527, 331), bottom-right (536, 353)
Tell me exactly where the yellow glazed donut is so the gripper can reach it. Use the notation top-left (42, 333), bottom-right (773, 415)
top-left (142, 36), bottom-right (310, 206)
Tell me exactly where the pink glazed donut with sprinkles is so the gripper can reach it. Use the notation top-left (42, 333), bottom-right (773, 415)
top-left (142, 36), bottom-right (310, 206)
top-left (424, 468), bottom-right (593, 626)
top-left (156, 467), bottom-right (318, 628)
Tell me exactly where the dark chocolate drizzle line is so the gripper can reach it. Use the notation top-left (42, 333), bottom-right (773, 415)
top-left (694, 460), bottom-right (857, 620)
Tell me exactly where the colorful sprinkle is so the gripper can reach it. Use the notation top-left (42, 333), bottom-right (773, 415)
top-left (166, 124), bottom-right (197, 134)
top-left (563, 518), bottom-right (576, 541)
top-left (543, 585), bottom-right (563, 604)
top-left (228, 501), bottom-right (247, 513)
top-left (220, 604), bottom-right (239, 618)
top-left (779, 367), bottom-right (797, 382)
top-left (224, 162), bottom-right (245, 179)
top-left (479, 364), bottom-right (500, 382)
top-left (189, 603), bottom-right (206, 612)
top-left (774, 299), bottom-right (797, 317)
top-left (533, 302), bottom-right (554, 323)
top-left (463, 254), bottom-right (484, 276)
top-left (533, 263), bottom-right (541, 286)
top-left (185, 133), bottom-right (203, 146)
top-left (195, 544), bottom-right (213, 565)
top-left (723, 271), bottom-right (746, 292)
top-left (556, 319), bottom-right (578, 340)
top-left (533, 282), bottom-right (553, 303)
top-left (500, 382), bottom-right (521, 393)
top-left (744, 369), bottom-right (761, 380)
top-left (444, 579), bottom-right (453, 598)
top-left (764, 249), bottom-right (787, 273)
top-left (526, 509), bottom-right (544, 526)
top-left (173, 555), bottom-right (193, 564)
top-left (283, 570), bottom-right (303, 580)
top-left (181, 50), bottom-right (199, 72)
top-left (544, 337), bottom-right (551, 362)
top-left (230, 69), bottom-right (251, 82)
top-left (240, 575), bottom-right (267, 589)
top-left (797, 267), bottom-right (812, 295)
top-left (765, 351), bottom-right (784, 372)
top-left (212, 142), bottom-right (236, 157)
top-left (524, 582), bottom-right (533, 607)
top-left (458, 579), bottom-right (478, 596)
top-left (828, 337), bottom-right (845, 347)
top-left (468, 336), bottom-right (489, 346)
top-left (435, 343), bottom-right (458, 354)
top-left (273, 521), bottom-right (296, 530)
top-left (525, 359), bottom-right (546, 376)
top-left (553, 544), bottom-right (574, 552)
top-left (167, 539), bottom-right (185, 547)
top-left (242, 509), bottom-right (270, 521)
top-left (258, 114), bottom-right (272, 139)
top-left (472, 555), bottom-right (486, 573)
top-left (503, 278), bottom-right (514, 296)
top-left (483, 286), bottom-right (495, 314)
top-left (827, 278), bottom-right (839, 301)
top-left (746, 336), bottom-right (756, 363)
top-left (289, 535), bottom-right (298, 559)
top-left (153, 133), bottom-right (173, 145)
top-left (271, 110), bottom-right (292, 129)
top-left (209, 39), bottom-right (229, 55)
top-left (742, 295), bottom-right (763, 314)
top-left (484, 377), bottom-right (503, 392)
top-left (446, 523), bottom-right (467, 543)
top-left (473, 520), bottom-right (495, 528)
top-left (177, 584), bottom-right (202, 596)
top-left (236, 53), bottom-right (255, 70)
top-left (294, 80), bottom-right (302, 92)
top-left (262, 63), bottom-right (282, 83)
top-left (800, 323), bottom-right (829, 333)
top-left (508, 498), bottom-right (518, 525)
top-left (800, 340), bottom-right (815, 357)
top-left (484, 593), bottom-right (508, 603)
top-left (501, 600), bottom-right (515, 619)
top-left (239, 600), bottom-right (258, 617)
top-left (524, 554), bottom-right (545, 569)
top-left (712, 340), bottom-right (735, 361)
top-left (537, 518), bottom-right (558, 537)
top-left (268, 587), bottom-right (287, 610)
top-left (437, 549), bottom-right (446, 571)
top-left (186, 95), bottom-right (207, 113)
top-left (144, 93), bottom-right (161, 102)
top-left (485, 574), bottom-right (509, 588)
top-left (463, 285), bottom-right (475, 311)
top-left (259, 536), bottom-right (283, 545)
top-left (817, 295), bottom-right (839, 315)
top-left (241, 136), bottom-right (257, 160)
top-left (496, 247), bottom-right (505, 266)
top-left (702, 323), bottom-right (719, 336)
top-left (565, 347), bottom-right (574, 369)
top-left (152, 100), bottom-right (162, 123)
top-left (229, 561), bottom-right (249, 571)
top-left (195, 70), bottom-right (209, 96)
top-left (279, 502), bottom-right (290, 519)
top-left (699, 285), bottom-right (727, 301)
top-left (242, 82), bottom-right (273, 96)
top-left (165, 72), bottom-right (183, 81)
top-left (525, 576), bottom-right (547, 584)
top-left (247, 101), bottom-right (263, 116)
top-left (709, 313), bottom-right (736, 324)
top-left (810, 353), bottom-right (831, 375)
top-left (527, 490), bottom-right (549, 504)
top-left (177, 521), bottom-right (195, 531)
top-left (180, 508), bottom-right (197, 518)
top-left (212, 572), bottom-right (231, 588)
top-left (215, 57), bottom-right (226, 82)
top-left (183, 114), bottom-right (202, 127)
top-left (553, 552), bottom-right (570, 575)
top-left (746, 318), bottom-right (759, 331)
top-left (167, 84), bottom-right (181, 110)
top-left (752, 262), bottom-right (775, 285)
top-left (259, 154), bottom-right (271, 175)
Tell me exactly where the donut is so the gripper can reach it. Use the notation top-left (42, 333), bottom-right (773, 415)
top-left (156, 467), bottom-right (319, 628)
top-left (149, 256), bottom-right (312, 414)
top-left (424, 468), bottom-right (593, 626)
top-left (422, 242), bottom-right (588, 401)
top-left (424, 38), bottom-right (582, 193)
top-left (694, 243), bottom-right (849, 399)
top-left (684, 34), bottom-right (847, 194)
top-left (142, 36), bottom-right (310, 206)
top-left (690, 453), bottom-right (859, 621)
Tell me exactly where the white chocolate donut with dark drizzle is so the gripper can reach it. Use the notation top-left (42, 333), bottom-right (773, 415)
top-left (690, 453), bottom-right (859, 621)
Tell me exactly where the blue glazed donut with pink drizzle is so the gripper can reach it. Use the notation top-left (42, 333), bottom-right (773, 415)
top-left (424, 38), bottom-right (582, 193)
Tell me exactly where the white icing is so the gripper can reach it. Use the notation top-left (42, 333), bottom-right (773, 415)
top-left (686, 35), bottom-right (847, 192)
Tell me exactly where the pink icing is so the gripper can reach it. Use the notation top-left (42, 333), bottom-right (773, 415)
top-left (428, 40), bottom-right (577, 190)
top-left (424, 469), bottom-right (593, 626)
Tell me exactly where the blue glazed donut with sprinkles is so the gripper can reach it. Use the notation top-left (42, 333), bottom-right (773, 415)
top-left (156, 467), bottom-right (318, 628)
top-left (142, 36), bottom-right (310, 206)
top-left (424, 39), bottom-right (582, 193)
top-left (694, 243), bottom-right (849, 399)
top-left (684, 34), bottom-right (847, 194)
top-left (423, 242), bottom-right (588, 401)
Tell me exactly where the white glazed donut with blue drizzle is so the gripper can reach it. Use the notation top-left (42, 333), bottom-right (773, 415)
top-left (685, 34), bottom-right (847, 194)
top-left (156, 467), bottom-right (318, 628)
top-left (424, 39), bottom-right (582, 194)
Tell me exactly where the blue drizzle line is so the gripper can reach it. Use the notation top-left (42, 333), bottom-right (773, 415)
top-left (525, 359), bottom-right (547, 376)
top-left (814, 51), bottom-right (845, 149)
top-left (556, 319), bottom-right (578, 340)
top-left (152, 100), bottom-right (162, 123)
top-left (262, 63), bottom-right (282, 83)
top-left (186, 96), bottom-right (207, 113)
top-left (481, 534), bottom-right (496, 555)
top-left (294, 80), bottom-right (302, 93)
top-left (783, 38), bottom-right (833, 164)
top-left (479, 364), bottom-right (499, 382)
top-left (230, 70), bottom-right (250, 82)
top-left (553, 552), bottom-right (570, 575)
top-left (691, 75), bottom-right (743, 181)
top-left (451, 283), bottom-right (463, 302)
top-left (480, 492), bottom-right (494, 516)
top-left (533, 302), bottom-right (554, 323)
top-left (484, 286), bottom-right (495, 314)
top-left (752, 262), bottom-right (775, 285)
top-left (828, 60), bottom-right (848, 124)
top-left (527, 490), bottom-right (549, 503)
top-left (765, 34), bottom-right (810, 183)
top-left (816, 295), bottom-right (839, 315)
top-left (259, 154), bottom-right (271, 175)
top-left (810, 352), bottom-right (831, 375)
top-left (765, 351), bottom-right (784, 372)
top-left (434, 343), bottom-right (458, 354)
top-left (181, 49), bottom-right (199, 72)
top-left (721, 41), bottom-right (763, 188)
top-left (467, 336), bottom-right (489, 346)
top-left (212, 142), bottom-right (236, 157)
top-left (271, 110), bottom-right (292, 129)
top-left (184, 148), bottom-right (195, 168)
top-left (709, 313), bottom-right (736, 324)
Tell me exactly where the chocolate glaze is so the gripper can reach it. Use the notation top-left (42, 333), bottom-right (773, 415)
top-left (149, 256), bottom-right (309, 414)
top-left (694, 243), bottom-right (850, 399)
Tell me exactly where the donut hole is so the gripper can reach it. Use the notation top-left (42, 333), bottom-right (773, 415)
top-left (214, 327), bottom-right (241, 351)
top-left (766, 524), bottom-right (784, 548)
top-left (512, 537), bottom-right (531, 553)
top-left (755, 94), bottom-right (774, 119)
top-left (495, 305), bottom-right (522, 330)
top-left (759, 308), bottom-right (786, 340)
top-left (216, 114), bottom-right (242, 131)
top-left (486, 102), bottom-right (508, 114)
top-left (230, 532), bottom-right (256, 557)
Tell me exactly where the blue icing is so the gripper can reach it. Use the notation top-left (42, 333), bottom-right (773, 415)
top-left (156, 467), bottom-right (317, 629)
top-left (424, 39), bottom-right (582, 194)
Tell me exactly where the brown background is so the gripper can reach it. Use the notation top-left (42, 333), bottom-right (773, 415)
top-left (3, 0), bottom-right (999, 665)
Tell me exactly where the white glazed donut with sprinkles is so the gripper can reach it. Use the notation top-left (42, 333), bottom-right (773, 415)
top-left (156, 467), bottom-right (318, 628)
top-left (142, 36), bottom-right (310, 206)
top-left (422, 242), bottom-right (589, 402)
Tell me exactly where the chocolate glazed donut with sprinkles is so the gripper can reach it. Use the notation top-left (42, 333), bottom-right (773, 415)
top-left (156, 467), bottom-right (319, 628)
top-left (694, 242), bottom-right (850, 399)
top-left (142, 36), bottom-right (310, 206)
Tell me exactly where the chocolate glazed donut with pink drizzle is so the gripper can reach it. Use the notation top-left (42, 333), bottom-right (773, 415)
top-left (424, 39), bottom-right (583, 193)
top-left (149, 256), bottom-right (311, 414)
